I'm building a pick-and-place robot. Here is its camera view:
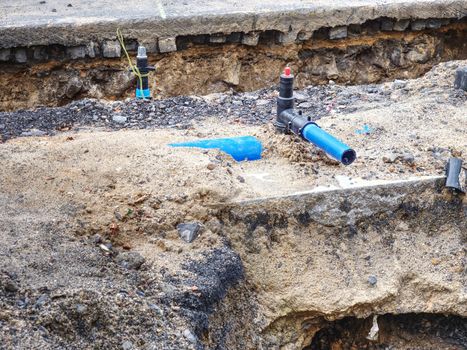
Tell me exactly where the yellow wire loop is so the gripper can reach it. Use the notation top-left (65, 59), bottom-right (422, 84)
top-left (116, 28), bottom-right (147, 99)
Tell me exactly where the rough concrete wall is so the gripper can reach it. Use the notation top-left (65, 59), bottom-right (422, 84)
top-left (216, 178), bottom-right (466, 348)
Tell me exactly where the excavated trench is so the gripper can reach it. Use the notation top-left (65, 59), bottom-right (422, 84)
top-left (0, 13), bottom-right (466, 350)
top-left (305, 313), bottom-right (466, 349)
top-left (201, 179), bottom-right (467, 349)
top-left (0, 16), bottom-right (466, 111)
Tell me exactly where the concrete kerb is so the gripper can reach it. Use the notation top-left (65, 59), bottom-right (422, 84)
top-left (1, 0), bottom-right (466, 49)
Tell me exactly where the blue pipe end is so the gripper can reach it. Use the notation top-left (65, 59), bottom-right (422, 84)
top-left (136, 88), bottom-right (151, 99)
top-left (302, 124), bottom-right (356, 165)
top-left (169, 136), bottom-right (262, 162)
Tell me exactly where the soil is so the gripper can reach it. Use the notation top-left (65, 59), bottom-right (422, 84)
top-left (0, 61), bottom-right (466, 349)
top-left (0, 20), bottom-right (466, 111)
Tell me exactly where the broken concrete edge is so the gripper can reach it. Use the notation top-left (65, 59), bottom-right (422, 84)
top-left (0, 18), bottom-right (464, 64)
top-left (223, 176), bottom-right (461, 229)
top-left (1, 0), bottom-right (466, 49)
top-left (232, 176), bottom-right (446, 206)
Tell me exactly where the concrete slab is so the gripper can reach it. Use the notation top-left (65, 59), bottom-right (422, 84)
top-left (1, 0), bottom-right (466, 48)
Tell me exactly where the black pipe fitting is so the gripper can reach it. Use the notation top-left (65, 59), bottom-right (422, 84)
top-left (133, 46), bottom-right (155, 99)
top-left (445, 157), bottom-right (466, 193)
top-left (274, 66), bottom-right (356, 165)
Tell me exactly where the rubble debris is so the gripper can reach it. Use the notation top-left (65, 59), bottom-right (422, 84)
top-left (115, 251), bottom-right (146, 270)
top-left (454, 67), bottom-right (467, 91)
top-left (177, 222), bottom-right (202, 243)
top-left (158, 37), bottom-right (177, 53)
top-left (366, 315), bottom-right (380, 341)
top-left (329, 26), bottom-right (348, 39)
top-left (102, 40), bottom-right (121, 58)
top-left (367, 275), bottom-right (378, 286)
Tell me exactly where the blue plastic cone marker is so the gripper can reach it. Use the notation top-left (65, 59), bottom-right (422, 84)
top-left (169, 136), bottom-right (262, 161)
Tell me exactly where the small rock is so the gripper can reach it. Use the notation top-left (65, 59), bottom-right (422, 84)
top-left (298, 102), bottom-right (313, 108)
top-left (401, 152), bottom-right (415, 164)
top-left (237, 175), bottom-right (245, 183)
top-left (297, 30), bottom-right (312, 41)
top-left (3, 280), bottom-right (18, 293)
top-left (51, 8), bottom-right (57, 12)
top-left (393, 19), bottom-right (410, 31)
top-left (112, 115), bottom-right (127, 124)
top-left (21, 129), bottom-right (47, 137)
top-left (393, 79), bottom-right (407, 89)
top-left (255, 99), bottom-right (269, 106)
top-left (67, 46), bottom-right (86, 60)
top-left (242, 31), bottom-right (260, 46)
top-left (0, 49), bottom-right (10, 61)
top-left (329, 26), bottom-right (347, 40)
top-left (149, 303), bottom-right (164, 315)
top-left (210, 35), bottom-right (226, 43)
top-left (207, 163), bottom-right (216, 170)
top-left (14, 49), bottom-right (27, 63)
top-left (76, 303), bottom-right (87, 314)
top-left (382, 152), bottom-right (398, 163)
top-left (454, 67), bottom-right (467, 91)
top-left (116, 251), bottom-right (145, 270)
top-left (91, 233), bottom-right (102, 244)
top-left (122, 340), bottom-right (133, 350)
top-left (67, 3), bottom-right (73, 7)
top-left (33, 47), bottom-right (48, 61)
top-left (158, 37), bottom-right (177, 53)
top-left (368, 275), bottom-right (377, 286)
top-left (277, 31), bottom-right (298, 44)
top-left (86, 41), bottom-right (98, 58)
top-left (183, 329), bottom-right (197, 344)
top-left (426, 19), bottom-right (442, 29)
top-left (65, 77), bottom-right (83, 98)
top-left (102, 40), bottom-right (121, 58)
top-left (381, 19), bottom-right (394, 31)
top-left (411, 19), bottom-right (426, 31)
top-left (177, 222), bottom-right (202, 243)
top-left (35, 294), bottom-right (49, 307)
top-left (99, 243), bottom-right (111, 253)
top-left (294, 92), bottom-right (308, 101)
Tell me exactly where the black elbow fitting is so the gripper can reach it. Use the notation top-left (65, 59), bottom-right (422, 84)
top-left (274, 67), bottom-right (357, 165)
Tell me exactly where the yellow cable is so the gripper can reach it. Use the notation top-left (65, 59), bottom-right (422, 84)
top-left (116, 28), bottom-right (148, 99)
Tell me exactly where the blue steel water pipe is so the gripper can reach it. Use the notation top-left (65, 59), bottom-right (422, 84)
top-left (274, 67), bottom-right (356, 165)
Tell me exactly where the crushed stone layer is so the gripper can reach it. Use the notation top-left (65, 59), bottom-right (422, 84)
top-left (0, 61), bottom-right (466, 349)
top-left (1, 0), bottom-right (467, 48)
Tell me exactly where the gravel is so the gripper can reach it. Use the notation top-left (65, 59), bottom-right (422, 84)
top-left (0, 82), bottom-right (393, 142)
